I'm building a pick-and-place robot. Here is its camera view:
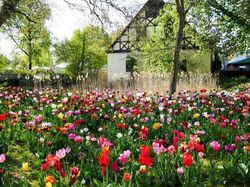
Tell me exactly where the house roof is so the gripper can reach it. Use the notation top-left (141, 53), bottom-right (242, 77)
top-left (227, 54), bottom-right (250, 66)
top-left (107, 0), bottom-right (165, 53)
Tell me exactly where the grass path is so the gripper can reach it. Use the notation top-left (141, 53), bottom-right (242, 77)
top-left (6, 143), bottom-right (41, 186)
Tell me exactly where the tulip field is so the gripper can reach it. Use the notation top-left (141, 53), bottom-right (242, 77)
top-left (0, 84), bottom-right (249, 187)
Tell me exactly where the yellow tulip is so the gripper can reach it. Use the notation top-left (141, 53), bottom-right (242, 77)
top-left (57, 104), bottom-right (63, 109)
top-left (153, 123), bottom-right (161, 130)
top-left (102, 104), bottom-right (105, 108)
top-left (118, 113), bottom-right (123, 119)
top-left (22, 162), bottom-right (29, 171)
top-left (45, 182), bottom-right (52, 187)
top-left (86, 141), bottom-right (90, 146)
top-left (193, 113), bottom-right (200, 119)
top-left (140, 165), bottom-right (147, 173)
top-left (57, 113), bottom-right (64, 120)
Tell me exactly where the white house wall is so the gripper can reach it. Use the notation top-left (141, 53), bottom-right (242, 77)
top-left (108, 53), bottom-right (130, 82)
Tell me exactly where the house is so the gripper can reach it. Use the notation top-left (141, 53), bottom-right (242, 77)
top-left (107, 0), bottom-right (165, 82)
top-left (107, 0), bottom-right (200, 82)
top-left (226, 54), bottom-right (250, 72)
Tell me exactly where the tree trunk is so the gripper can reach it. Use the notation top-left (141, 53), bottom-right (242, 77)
top-left (80, 34), bottom-right (86, 74)
top-left (0, 0), bottom-right (20, 27)
top-left (28, 21), bottom-right (32, 70)
top-left (170, 13), bottom-right (186, 95)
top-left (28, 53), bottom-right (32, 70)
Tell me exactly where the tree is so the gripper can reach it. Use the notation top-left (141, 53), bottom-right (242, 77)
top-left (0, 0), bottom-right (21, 27)
top-left (169, 0), bottom-right (199, 95)
top-left (207, 0), bottom-right (249, 28)
top-left (2, 0), bottom-right (52, 70)
top-left (168, 0), bottom-right (250, 94)
top-left (62, 0), bottom-right (133, 28)
top-left (0, 0), bottom-right (133, 29)
top-left (0, 53), bottom-right (10, 72)
top-left (134, 5), bottom-right (176, 74)
top-left (133, 4), bottom-right (210, 75)
top-left (192, 0), bottom-right (250, 55)
top-left (54, 25), bottom-right (110, 77)
top-left (126, 54), bottom-right (138, 78)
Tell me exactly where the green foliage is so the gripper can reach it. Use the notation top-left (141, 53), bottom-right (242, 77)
top-left (54, 25), bottom-right (111, 77)
top-left (0, 53), bottom-right (10, 73)
top-left (132, 5), bottom-right (176, 74)
top-left (220, 75), bottom-right (250, 89)
top-left (133, 4), bottom-right (210, 74)
top-left (192, 0), bottom-right (250, 55)
top-left (2, 0), bottom-right (52, 70)
top-left (180, 50), bottom-right (211, 73)
top-left (126, 55), bottom-right (137, 76)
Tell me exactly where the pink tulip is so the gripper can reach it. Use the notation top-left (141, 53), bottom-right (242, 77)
top-left (0, 154), bottom-right (6, 163)
top-left (74, 136), bottom-right (83, 143)
top-left (210, 141), bottom-right (221, 152)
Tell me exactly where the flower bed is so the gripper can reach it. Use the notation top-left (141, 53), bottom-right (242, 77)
top-left (0, 84), bottom-right (249, 186)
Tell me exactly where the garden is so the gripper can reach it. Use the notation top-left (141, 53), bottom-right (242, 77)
top-left (1, 0), bottom-right (250, 186)
top-left (0, 83), bottom-right (249, 186)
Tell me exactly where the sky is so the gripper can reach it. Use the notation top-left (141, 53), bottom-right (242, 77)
top-left (0, 0), bottom-right (146, 58)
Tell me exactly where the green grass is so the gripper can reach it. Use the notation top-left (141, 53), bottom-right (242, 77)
top-left (5, 143), bottom-right (41, 186)
top-left (219, 75), bottom-right (250, 89)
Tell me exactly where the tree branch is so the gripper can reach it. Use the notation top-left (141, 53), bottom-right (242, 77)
top-left (185, 0), bottom-right (200, 15)
top-left (0, 0), bottom-right (21, 27)
top-left (9, 35), bottom-right (29, 56)
top-left (13, 8), bottom-right (36, 23)
top-left (175, 0), bottom-right (181, 14)
top-left (208, 0), bottom-right (249, 28)
top-left (62, 0), bottom-right (132, 27)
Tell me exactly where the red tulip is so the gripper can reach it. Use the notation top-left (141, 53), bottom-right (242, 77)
top-left (47, 141), bottom-right (53, 147)
top-left (60, 171), bottom-right (66, 178)
top-left (177, 132), bottom-right (185, 140)
top-left (123, 173), bottom-right (131, 182)
top-left (194, 144), bottom-right (205, 153)
top-left (70, 166), bottom-right (79, 175)
top-left (183, 153), bottom-right (193, 168)
top-left (45, 154), bottom-right (59, 167)
top-left (139, 155), bottom-right (153, 167)
top-left (55, 161), bottom-right (62, 172)
top-left (200, 89), bottom-right (207, 93)
top-left (98, 153), bottom-right (109, 167)
top-left (111, 162), bottom-right (118, 172)
top-left (0, 114), bottom-right (6, 122)
top-left (116, 123), bottom-right (122, 129)
top-left (70, 175), bottom-right (77, 185)
top-left (41, 163), bottom-right (47, 171)
top-left (140, 145), bottom-right (150, 157)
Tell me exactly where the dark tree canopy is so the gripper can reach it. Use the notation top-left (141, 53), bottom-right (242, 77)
top-left (0, 0), bottom-right (21, 27)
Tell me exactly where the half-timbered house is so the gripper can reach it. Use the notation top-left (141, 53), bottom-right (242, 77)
top-left (107, 0), bottom-right (202, 82)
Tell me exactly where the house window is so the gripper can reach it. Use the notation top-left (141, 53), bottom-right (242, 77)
top-left (136, 27), bottom-right (147, 40)
top-left (126, 55), bottom-right (137, 73)
top-left (146, 9), bottom-right (157, 18)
